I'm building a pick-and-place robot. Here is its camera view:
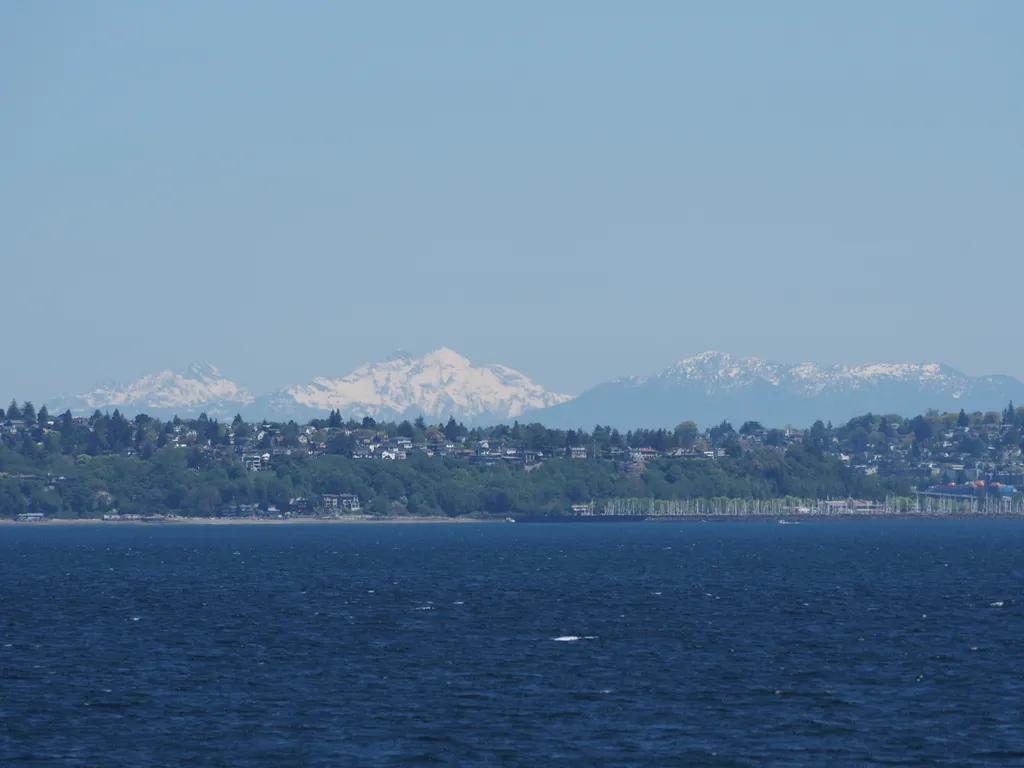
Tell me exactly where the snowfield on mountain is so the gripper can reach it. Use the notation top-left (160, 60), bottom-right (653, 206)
top-left (45, 350), bottom-right (1024, 428)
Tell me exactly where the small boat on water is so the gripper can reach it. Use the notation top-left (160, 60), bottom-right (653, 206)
top-left (505, 517), bottom-right (516, 523)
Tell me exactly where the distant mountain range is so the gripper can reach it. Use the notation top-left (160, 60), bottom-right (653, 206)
top-left (248, 348), bottom-right (572, 423)
top-left (535, 351), bottom-right (1024, 429)
top-left (44, 349), bottom-right (1024, 428)
top-left (51, 363), bottom-right (255, 420)
top-left (46, 349), bottom-right (572, 425)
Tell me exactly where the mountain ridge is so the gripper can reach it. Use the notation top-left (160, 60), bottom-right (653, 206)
top-left (47, 362), bottom-right (254, 419)
top-left (249, 347), bottom-right (573, 423)
top-left (46, 349), bottom-right (573, 424)
top-left (41, 349), bottom-right (1024, 427)
top-left (535, 351), bottom-right (1024, 429)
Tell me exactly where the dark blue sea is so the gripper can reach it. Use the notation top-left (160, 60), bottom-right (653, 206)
top-left (2, 521), bottom-right (1023, 766)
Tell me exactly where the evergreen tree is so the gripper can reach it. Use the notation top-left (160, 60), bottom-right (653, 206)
top-left (957, 409), bottom-right (969, 427)
top-left (328, 409), bottom-right (343, 429)
top-left (21, 401), bottom-right (36, 425)
top-left (809, 420), bottom-right (829, 449)
top-left (1004, 401), bottom-right (1016, 425)
top-left (7, 399), bottom-right (21, 420)
top-left (710, 420), bottom-right (735, 443)
top-left (444, 416), bottom-right (460, 441)
top-left (37, 405), bottom-right (49, 425)
top-left (414, 415), bottom-right (426, 431)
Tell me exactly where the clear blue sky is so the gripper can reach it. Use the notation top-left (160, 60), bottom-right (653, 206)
top-left (4, 1), bottom-right (1022, 401)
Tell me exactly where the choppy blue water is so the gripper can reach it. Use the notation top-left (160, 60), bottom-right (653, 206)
top-left (2, 521), bottom-right (1023, 766)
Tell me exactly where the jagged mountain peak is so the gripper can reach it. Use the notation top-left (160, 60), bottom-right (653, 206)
top-left (682, 349), bottom-right (732, 363)
top-left (421, 347), bottom-right (472, 367)
top-left (48, 349), bottom-right (572, 423)
top-left (182, 361), bottom-right (223, 379)
top-left (532, 351), bottom-right (1024, 429)
top-left (258, 348), bottom-right (573, 424)
top-left (45, 349), bottom-right (1023, 429)
top-left (657, 353), bottom-right (962, 393)
top-left (49, 363), bottom-right (253, 418)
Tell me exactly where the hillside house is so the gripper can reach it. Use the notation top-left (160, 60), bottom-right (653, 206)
top-left (321, 493), bottom-right (362, 512)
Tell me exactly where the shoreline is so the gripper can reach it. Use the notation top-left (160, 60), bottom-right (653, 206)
top-left (4, 514), bottom-right (1024, 526)
top-left (0, 516), bottom-right (498, 526)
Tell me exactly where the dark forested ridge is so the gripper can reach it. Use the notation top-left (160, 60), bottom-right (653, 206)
top-left (1, 399), bottom-right (1022, 519)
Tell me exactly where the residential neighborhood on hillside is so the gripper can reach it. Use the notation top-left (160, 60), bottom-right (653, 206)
top-left (2, 397), bottom-right (1023, 520)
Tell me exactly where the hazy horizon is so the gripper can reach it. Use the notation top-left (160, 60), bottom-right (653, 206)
top-left (8, 345), bottom-right (1024, 409)
top-left (5, 2), bottom-right (1022, 403)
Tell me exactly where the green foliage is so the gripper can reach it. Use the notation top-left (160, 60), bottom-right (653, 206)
top-left (7, 399), bottom-right (1018, 520)
top-left (0, 409), bottom-right (913, 519)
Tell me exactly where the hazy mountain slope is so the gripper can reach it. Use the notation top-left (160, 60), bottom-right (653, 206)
top-left (43, 350), bottom-right (1023, 427)
top-left (47, 364), bottom-right (253, 419)
top-left (251, 348), bottom-right (573, 423)
top-left (48, 350), bottom-right (572, 424)
top-left (530, 352), bottom-right (1024, 429)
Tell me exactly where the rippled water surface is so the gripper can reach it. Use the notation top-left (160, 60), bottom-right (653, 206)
top-left (2, 521), bottom-right (1024, 766)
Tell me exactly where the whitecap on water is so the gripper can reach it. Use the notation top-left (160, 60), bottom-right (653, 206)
top-left (990, 601), bottom-right (1004, 607)
top-left (552, 635), bottom-right (598, 642)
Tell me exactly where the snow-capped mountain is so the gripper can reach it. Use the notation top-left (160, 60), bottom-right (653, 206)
top-left (44, 349), bottom-right (1024, 428)
top-left (252, 348), bottom-right (573, 423)
top-left (47, 350), bottom-right (572, 424)
top-left (531, 351), bottom-right (1024, 429)
top-left (47, 363), bottom-right (254, 419)
top-left (649, 352), bottom-right (981, 397)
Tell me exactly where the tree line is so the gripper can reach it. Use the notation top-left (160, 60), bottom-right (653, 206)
top-left (0, 402), bottom-right (930, 519)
